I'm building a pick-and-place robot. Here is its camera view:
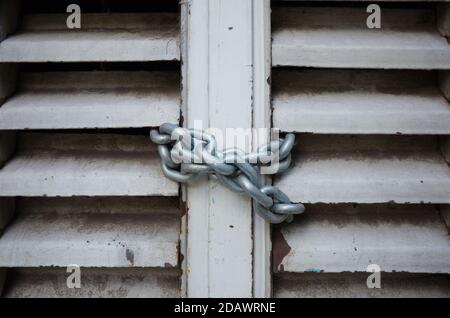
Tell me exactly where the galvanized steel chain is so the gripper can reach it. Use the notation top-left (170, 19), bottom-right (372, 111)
top-left (150, 123), bottom-right (305, 224)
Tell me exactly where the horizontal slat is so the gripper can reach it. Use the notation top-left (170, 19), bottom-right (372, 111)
top-left (273, 69), bottom-right (450, 134)
top-left (2, 268), bottom-right (180, 298)
top-left (276, 135), bottom-right (450, 203)
top-left (0, 133), bottom-right (178, 196)
top-left (274, 273), bottom-right (450, 298)
top-left (0, 13), bottom-right (179, 62)
top-left (273, 204), bottom-right (450, 273)
top-left (0, 71), bottom-right (180, 129)
top-left (272, 7), bottom-right (450, 69)
top-left (0, 197), bottom-right (179, 268)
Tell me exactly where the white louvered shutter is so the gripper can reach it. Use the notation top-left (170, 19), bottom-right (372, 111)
top-left (1, 0), bottom-right (449, 299)
top-left (271, 1), bottom-right (450, 297)
top-left (0, 0), bottom-right (181, 297)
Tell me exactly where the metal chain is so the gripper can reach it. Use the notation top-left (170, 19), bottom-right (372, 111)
top-left (150, 123), bottom-right (305, 224)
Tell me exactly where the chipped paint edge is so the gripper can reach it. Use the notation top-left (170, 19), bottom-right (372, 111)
top-left (272, 226), bottom-right (291, 274)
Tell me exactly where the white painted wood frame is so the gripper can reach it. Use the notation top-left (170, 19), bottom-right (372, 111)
top-left (252, 0), bottom-right (272, 298)
top-left (182, 0), bottom-right (260, 297)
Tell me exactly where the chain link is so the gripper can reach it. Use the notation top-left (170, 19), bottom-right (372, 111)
top-left (150, 123), bottom-right (305, 224)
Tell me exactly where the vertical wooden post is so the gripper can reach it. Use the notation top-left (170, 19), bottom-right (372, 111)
top-left (252, 0), bottom-right (272, 298)
top-left (180, 0), bottom-right (190, 298)
top-left (183, 0), bottom-right (254, 297)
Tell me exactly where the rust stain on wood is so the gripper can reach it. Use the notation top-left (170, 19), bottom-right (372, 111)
top-left (180, 200), bottom-right (188, 217)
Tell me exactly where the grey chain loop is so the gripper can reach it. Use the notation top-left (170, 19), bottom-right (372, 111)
top-left (150, 123), bottom-right (305, 224)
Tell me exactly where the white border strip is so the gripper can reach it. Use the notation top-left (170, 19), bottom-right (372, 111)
top-left (252, 0), bottom-right (272, 298)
